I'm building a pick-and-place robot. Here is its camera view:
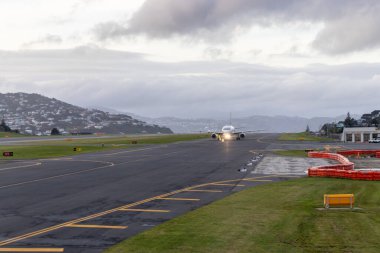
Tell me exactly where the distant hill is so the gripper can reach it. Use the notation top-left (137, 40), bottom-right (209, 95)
top-left (0, 93), bottom-right (172, 135)
top-left (121, 114), bottom-right (353, 133)
top-left (90, 106), bottom-right (358, 134)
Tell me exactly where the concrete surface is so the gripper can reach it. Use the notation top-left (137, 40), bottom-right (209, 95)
top-left (253, 156), bottom-right (332, 175)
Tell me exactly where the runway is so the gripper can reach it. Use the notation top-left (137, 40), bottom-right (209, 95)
top-left (0, 134), bottom-right (374, 253)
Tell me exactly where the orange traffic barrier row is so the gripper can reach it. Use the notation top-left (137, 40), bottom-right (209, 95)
top-left (308, 151), bottom-right (380, 181)
top-left (337, 150), bottom-right (380, 157)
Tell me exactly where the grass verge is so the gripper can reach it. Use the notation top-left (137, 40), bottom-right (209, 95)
top-left (0, 145), bottom-right (114, 159)
top-left (274, 150), bottom-right (309, 157)
top-left (21, 133), bottom-right (209, 145)
top-left (0, 134), bottom-right (209, 159)
top-left (279, 132), bottom-right (334, 142)
top-left (0, 132), bottom-right (27, 138)
top-left (105, 178), bottom-right (380, 253)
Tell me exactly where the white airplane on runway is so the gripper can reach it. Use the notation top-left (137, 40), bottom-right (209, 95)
top-left (211, 125), bottom-right (258, 141)
top-left (210, 113), bottom-right (262, 141)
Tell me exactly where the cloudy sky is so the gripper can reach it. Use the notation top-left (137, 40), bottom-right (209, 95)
top-left (0, 0), bottom-right (380, 119)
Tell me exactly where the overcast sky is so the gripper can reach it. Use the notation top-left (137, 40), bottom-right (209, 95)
top-left (0, 0), bottom-right (380, 119)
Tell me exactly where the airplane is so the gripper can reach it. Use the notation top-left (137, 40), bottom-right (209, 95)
top-left (211, 125), bottom-right (253, 141)
top-left (210, 113), bottom-right (262, 141)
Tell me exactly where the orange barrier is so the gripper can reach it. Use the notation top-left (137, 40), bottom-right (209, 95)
top-left (308, 151), bottom-right (380, 181)
top-left (337, 150), bottom-right (380, 157)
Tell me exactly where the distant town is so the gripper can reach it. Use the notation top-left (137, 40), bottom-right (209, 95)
top-left (0, 93), bottom-right (172, 135)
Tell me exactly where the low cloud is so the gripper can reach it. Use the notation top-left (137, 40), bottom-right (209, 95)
top-left (93, 0), bottom-right (380, 54)
top-left (22, 34), bottom-right (63, 48)
top-left (312, 11), bottom-right (380, 54)
top-left (1, 47), bottom-right (380, 118)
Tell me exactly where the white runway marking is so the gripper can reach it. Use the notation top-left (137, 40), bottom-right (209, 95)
top-left (0, 162), bottom-right (42, 172)
top-left (103, 147), bottom-right (163, 156)
top-left (0, 162), bottom-right (115, 190)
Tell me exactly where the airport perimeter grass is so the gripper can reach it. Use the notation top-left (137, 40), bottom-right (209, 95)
top-left (0, 132), bottom-right (26, 138)
top-left (0, 134), bottom-right (209, 159)
top-left (274, 150), bottom-right (309, 157)
top-left (106, 178), bottom-right (380, 253)
top-left (279, 132), bottom-right (333, 142)
top-left (0, 145), bottom-right (112, 159)
top-left (25, 133), bottom-right (209, 146)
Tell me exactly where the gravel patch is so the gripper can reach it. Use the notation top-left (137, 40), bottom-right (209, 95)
top-left (252, 155), bottom-right (333, 175)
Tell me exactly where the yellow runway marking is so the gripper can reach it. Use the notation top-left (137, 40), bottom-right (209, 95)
top-left (159, 197), bottom-right (200, 201)
top-left (0, 175), bottom-right (280, 247)
top-left (120, 209), bottom-right (170, 213)
top-left (0, 248), bottom-right (64, 252)
top-left (211, 183), bottom-right (245, 187)
top-left (185, 189), bottom-right (223, 193)
top-left (65, 224), bottom-right (127, 229)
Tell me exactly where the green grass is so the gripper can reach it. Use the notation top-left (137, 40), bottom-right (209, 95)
top-left (0, 132), bottom-right (27, 138)
top-left (105, 178), bottom-right (380, 253)
top-left (0, 134), bottom-right (209, 159)
top-left (274, 150), bottom-right (310, 157)
top-left (279, 132), bottom-right (334, 142)
top-left (0, 145), bottom-right (114, 159)
top-left (22, 133), bottom-right (209, 145)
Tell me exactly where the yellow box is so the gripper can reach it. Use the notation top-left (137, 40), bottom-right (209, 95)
top-left (324, 194), bottom-right (354, 208)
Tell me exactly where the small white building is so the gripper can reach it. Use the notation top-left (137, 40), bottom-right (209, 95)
top-left (341, 127), bottom-right (380, 142)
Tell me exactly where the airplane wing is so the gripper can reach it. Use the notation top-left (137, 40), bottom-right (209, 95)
top-left (233, 130), bottom-right (264, 134)
top-left (241, 129), bottom-right (264, 133)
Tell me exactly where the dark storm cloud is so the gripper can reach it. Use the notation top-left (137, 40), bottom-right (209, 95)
top-left (94, 0), bottom-right (380, 54)
top-left (1, 47), bottom-right (380, 118)
top-left (312, 11), bottom-right (380, 54)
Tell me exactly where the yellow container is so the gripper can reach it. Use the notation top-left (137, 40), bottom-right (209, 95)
top-left (324, 194), bottom-right (354, 208)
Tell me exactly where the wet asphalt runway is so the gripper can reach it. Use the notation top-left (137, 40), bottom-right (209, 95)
top-left (0, 134), bottom-right (378, 252)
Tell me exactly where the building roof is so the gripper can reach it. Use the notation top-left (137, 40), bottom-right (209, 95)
top-left (343, 127), bottom-right (380, 133)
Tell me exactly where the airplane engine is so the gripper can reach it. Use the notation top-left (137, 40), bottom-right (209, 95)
top-left (239, 133), bottom-right (245, 138)
top-left (211, 133), bottom-right (217, 139)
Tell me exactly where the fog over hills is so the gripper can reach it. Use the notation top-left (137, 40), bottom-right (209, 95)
top-left (137, 115), bottom-right (349, 133)
top-left (0, 92), bottom-right (352, 135)
top-left (91, 106), bottom-right (350, 133)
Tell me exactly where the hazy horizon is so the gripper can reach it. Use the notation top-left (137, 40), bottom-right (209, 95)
top-left (1, 0), bottom-right (380, 118)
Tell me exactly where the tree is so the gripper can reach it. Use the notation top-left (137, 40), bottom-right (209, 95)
top-left (305, 125), bottom-right (310, 133)
top-left (51, 128), bottom-right (60, 135)
top-left (371, 118), bottom-right (380, 127)
top-left (0, 119), bottom-right (11, 132)
top-left (344, 112), bottom-right (356, 127)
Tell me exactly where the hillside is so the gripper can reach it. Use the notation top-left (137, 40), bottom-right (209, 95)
top-left (0, 93), bottom-right (172, 135)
